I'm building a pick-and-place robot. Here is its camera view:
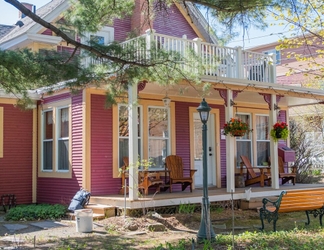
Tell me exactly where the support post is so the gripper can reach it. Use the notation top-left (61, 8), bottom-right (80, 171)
top-left (128, 83), bottom-right (139, 200)
top-left (270, 94), bottom-right (279, 189)
top-left (225, 90), bottom-right (235, 193)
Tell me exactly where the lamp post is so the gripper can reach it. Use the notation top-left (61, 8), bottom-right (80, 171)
top-left (196, 98), bottom-right (216, 242)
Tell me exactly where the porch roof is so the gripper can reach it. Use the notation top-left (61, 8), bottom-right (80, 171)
top-left (141, 79), bottom-right (324, 108)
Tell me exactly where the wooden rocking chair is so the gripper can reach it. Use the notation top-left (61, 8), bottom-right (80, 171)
top-left (165, 155), bottom-right (197, 193)
top-left (268, 156), bottom-right (297, 185)
top-left (240, 155), bottom-right (271, 187)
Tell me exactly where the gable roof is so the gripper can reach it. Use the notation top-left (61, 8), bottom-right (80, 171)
top-left (0, 0), bottom-right (217, 50)
top-left (0, 24), bottom-right (14, 39)
top-left (0, 0), bottom-right (68, 49)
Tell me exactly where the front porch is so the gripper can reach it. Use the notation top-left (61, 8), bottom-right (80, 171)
top-left (90, 183), bottom-right (324, 210)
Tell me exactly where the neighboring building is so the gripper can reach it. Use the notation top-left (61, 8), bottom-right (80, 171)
top-left (1, 0), bottom-right (324, 205)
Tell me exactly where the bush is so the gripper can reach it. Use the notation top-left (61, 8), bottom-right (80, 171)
top-left (5, 204), bottom-right (67, 221)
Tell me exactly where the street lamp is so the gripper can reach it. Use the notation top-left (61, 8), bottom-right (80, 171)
top-left (196, 98), bottom-right (216, 242)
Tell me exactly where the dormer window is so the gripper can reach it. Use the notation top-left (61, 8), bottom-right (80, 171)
top-left (81, 26), bottom-right (114, 67)
top-left (82, 27), bottom-right (114, 46)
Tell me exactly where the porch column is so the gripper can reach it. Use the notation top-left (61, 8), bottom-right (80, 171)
top-left (225, 89), bottom-right (235, 192)
top-left (269, 94), bottom-right (279, 189)
top-left (236, 46), bottom-right (243, 79)
top-left (128, 83), bottom-right (139, 200)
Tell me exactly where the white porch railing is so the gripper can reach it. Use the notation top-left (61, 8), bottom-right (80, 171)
top-left (85, 30), bottom-right (276, 83)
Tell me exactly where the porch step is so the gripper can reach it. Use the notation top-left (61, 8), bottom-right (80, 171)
top-left (85, 204), bottom-right (116, 218)
top-left (66, 204), bottom-right (116, 220)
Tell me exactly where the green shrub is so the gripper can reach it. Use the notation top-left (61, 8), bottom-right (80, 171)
top-left (5, 204), bottom-right (67, 221)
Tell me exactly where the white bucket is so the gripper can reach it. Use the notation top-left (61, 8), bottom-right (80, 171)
top-left (245, 188), bottom-right (252, 201)
top-left (75, 209), bottom-right (93, 233)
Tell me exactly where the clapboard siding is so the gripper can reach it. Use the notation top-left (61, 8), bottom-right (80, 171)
top-left (0, 104), bottom-right (33, 204)
top-left (153, 4), bottom-right (198, 39)
top-left (90, 94), bottom-right (119, 195)
top-left (37, 93), bottom-right (83, 204)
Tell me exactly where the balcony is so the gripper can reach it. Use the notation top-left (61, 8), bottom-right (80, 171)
top-left (85, 30), bottom-right (276, 84)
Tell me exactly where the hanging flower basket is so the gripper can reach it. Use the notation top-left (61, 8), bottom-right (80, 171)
top-left (270, 121), bottom-right (289, 142)
top-left (223, 118), bottom-right (251, 137)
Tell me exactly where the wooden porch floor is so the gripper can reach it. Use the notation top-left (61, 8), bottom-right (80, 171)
top-left (90, 183), bottom-right (324, 209)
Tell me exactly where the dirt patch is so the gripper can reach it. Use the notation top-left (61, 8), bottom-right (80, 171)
top-left (0, 208), bottom-right (307, 249)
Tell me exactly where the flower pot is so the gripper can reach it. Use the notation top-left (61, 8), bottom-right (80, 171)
top-left (275, 130), bottom-right (282, 139)
top-left (231, 131), bottom-right (246, 137)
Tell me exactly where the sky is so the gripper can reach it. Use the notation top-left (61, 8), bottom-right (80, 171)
top-left (0, 0), bottom-right (46, 25)
top-left (0, 0), bottom-right (289, 49)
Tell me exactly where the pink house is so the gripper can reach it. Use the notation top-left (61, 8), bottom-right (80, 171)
top-left (1, 0), bottom-right (324, 207)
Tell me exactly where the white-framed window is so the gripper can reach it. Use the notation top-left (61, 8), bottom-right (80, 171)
top-left (148, 106), bottom-right (170, 169)
top-left (264, 49), bottom-right (281, 65)
top-left (41, 106), bottom-right (70, 172)
top-left (117, 103), bottom-right (171, 170)
top-left (236, 114), bottom-right (252, 167)
top-left (81, 26), bottom-right (114, 67)
top-left (256, 115), bottom-right (270, 166)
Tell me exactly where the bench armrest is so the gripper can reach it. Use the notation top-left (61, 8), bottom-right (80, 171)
top-left (261, 190), bottom-right (287, 211)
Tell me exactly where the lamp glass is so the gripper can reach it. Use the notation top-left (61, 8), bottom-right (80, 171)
top-left (162, 96), bottom-right (171, 107)
top-left (197, 98), bottom-right (211, 124)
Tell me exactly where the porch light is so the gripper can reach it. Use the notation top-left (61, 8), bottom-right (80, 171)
top-left (196, 98), bottom-right (215, 242)
top-left (162, 94), bottom-right (171, 108)
top-left (197, 98), bottom-right (211, 124)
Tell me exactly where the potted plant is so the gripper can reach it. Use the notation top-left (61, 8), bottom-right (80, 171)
top-left (270, 121), bottom-right (289, 142)
top-left (223, 118), bottom-right (251, 137)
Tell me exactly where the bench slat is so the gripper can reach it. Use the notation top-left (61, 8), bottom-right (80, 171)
top-left (260, 190), bottom-right (324, 231)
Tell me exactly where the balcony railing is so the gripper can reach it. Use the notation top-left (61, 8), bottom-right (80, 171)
top-left (85, 30), bottom-right (276, 84)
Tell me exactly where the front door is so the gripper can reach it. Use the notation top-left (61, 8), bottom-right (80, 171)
top-left (193, 113), bottom-right (216, 187)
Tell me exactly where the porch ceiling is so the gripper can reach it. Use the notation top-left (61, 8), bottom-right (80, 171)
top-left (140, 78), bottom-right (324, 108)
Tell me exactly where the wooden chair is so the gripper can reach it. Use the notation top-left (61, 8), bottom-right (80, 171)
top-left (119, 157), bottom-right (129, 195)
top-left (119, 157), bottom-right (164, 195)
top-left (278, 156), bottom-right (296, 185)
top-left (240, 155), bottom-right (271, 187)
top-left (165, 155), bottom-right (197, 193)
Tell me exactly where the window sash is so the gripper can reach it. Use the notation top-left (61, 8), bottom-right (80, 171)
top-left (58, 139), bottom-right (69, 171)
top-left (236, 114), bottom-right (252, 167)
top-left (256, 115), bottom-right (270, 166)
top-left (118, 105), bottom-right (142, 168)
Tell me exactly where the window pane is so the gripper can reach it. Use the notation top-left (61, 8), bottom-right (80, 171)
top-left (235, 114), bottom-right (251, 139)
top-left (118, 138), bottom-right (141, 167)
top-left (90, 35), bottom-right (104, 45)
top-left (237, 141), bottom-right (252, 167)
top-left (43, 110), bottom-right (53, 171)
top-left (59, 108), bottom-right (69, 138)
top-left (257, 141), bottom-right (270, 165)
top-left (148, 139), bottom-right (168, 168)
top-left (43, 141), bottom-right (53, 170)
top-left (148, 108), bottom-right (168, 137)
top-left (58, 139), bottom-right (69, 170)
top-left (44, 111), bottom-right (53, 140)
top-left (256, 116), bottom-right (269, 140)
top-left (119, 105), bottom-right (141, 137)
